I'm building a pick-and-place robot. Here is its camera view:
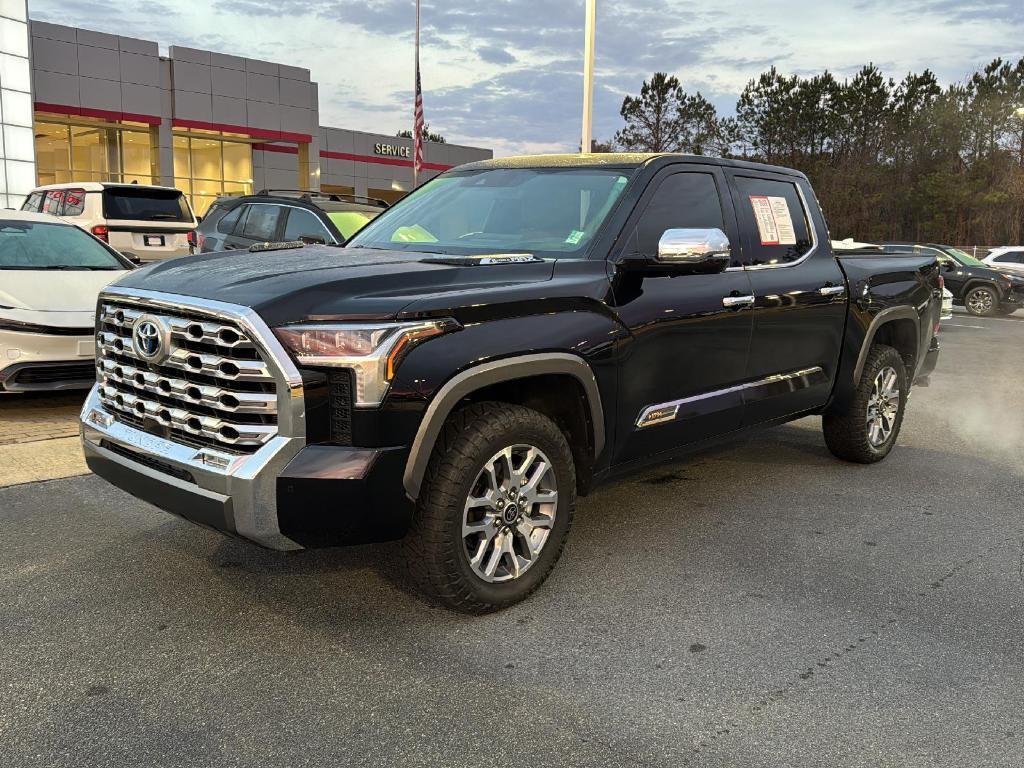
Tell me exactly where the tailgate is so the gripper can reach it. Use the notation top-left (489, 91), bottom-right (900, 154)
top-left (107, 223), bottom-right (193, 261)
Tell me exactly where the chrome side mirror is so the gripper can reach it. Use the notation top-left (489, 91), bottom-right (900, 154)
top-left (657, 228), bottom-right (731, 267)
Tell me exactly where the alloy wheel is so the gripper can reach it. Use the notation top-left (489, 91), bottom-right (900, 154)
top-left (462, 444), bottom-right (558, 583)
top-left (866, 366), bottom-right (900, 447)
top-left (967, 288), bottom-right (995, 314)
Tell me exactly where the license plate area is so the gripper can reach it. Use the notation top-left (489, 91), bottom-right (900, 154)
top-left (143, 234), bottom-right (165, 247)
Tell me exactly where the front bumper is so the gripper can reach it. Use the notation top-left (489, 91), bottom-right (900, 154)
top-left (82, 387), bottom-right (413, 550)
top-left (0, 328), bottom-right (96, 391)
top-left (82, 385), bottom-right (305, 549)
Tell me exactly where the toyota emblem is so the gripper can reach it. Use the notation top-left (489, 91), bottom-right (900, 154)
top-left (132, 316), bottom-right (167, 361)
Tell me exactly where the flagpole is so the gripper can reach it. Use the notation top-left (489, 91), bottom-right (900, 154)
top-left (413, 0), bottom-right (421, 188)
top-left (581, 0), bottom-right (596, 153)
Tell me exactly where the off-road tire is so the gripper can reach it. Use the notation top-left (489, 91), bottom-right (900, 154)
top-left (403, 401), bottom-right (576, 613)
top-left (823, 344), bottom-right (908, 464)
top-left (964, 285), bottom-right (999, 317)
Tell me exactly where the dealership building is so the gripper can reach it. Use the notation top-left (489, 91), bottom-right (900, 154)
top-left (0, 4), bottom-right (491, 213)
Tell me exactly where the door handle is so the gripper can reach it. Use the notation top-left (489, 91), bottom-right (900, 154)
top-left (722, 294), bottom-right (755, 308)
top-left (819, 285), bottom-right (846, 296)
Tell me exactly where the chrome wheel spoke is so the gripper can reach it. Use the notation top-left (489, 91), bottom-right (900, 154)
top-left (866, 365), bottom-right (901, 447)
top-left (463, 442), bottom-right (558, 583)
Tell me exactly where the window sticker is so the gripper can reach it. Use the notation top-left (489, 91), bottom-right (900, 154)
top-left (749, 195), bottom-right (797, 246)
top-left (565, 229), bottom-right (585, 245)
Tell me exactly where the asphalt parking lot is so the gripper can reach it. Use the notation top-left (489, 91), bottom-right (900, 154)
top-left (2, 312), bottom-right (1022, 768)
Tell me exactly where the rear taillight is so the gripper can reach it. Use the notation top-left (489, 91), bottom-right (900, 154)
top-left (90, 225), bottom-right (109, 243)
top-left (186, 230), bottom-right (204, 252)
top-left (186, 230), bottom-right (196, 247)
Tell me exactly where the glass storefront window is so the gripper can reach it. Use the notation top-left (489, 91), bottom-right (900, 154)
top-left (34, 118), bottom-right (155, 187)
top-left (172, 133), bottom-right (254, 216)
top-left (122, 130), bottom-right (154, 184)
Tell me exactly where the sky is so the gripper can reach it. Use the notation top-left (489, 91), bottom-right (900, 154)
top-left (28, 0), bottom-right (1024, 156)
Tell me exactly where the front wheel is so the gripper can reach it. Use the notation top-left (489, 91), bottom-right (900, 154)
top-left (823, 344), bottom-right (908, 463)
top-left (404, 402), bottom-right (576, 613)
top-left (964, 285), bottom-right (999, 316)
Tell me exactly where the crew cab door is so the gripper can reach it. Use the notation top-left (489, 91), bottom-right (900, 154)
top-left (609, 166), bottom-right (754, 463)
top-left (725, 172), bottom-right (846, 425)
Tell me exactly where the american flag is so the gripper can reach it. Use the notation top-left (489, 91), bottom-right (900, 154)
top-left (413, 62), bottom-right (424, 180)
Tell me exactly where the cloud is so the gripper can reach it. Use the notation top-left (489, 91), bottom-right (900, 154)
top-left (477, 46), bottom-right (516, 65)
top-left (27, 0), bottom-right (1024, 156)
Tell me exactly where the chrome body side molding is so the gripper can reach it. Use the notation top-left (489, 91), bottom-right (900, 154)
top-left (635, 366), bottom-right (827, 429)
top-left (403, 353), bottom-right (605, 500)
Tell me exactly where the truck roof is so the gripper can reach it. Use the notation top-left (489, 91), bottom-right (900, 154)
top-left (458, 153), bottom-right (808, 178)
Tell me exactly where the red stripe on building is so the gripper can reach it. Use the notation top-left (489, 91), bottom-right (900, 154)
top-left (35, 101), bottom-right (162, 126)
top-left (252, 143), bottom-right (299, 155)
top-left (319, 150), bottom-right (452, 172)
top-left (172, 118), bottom-right (312, 144)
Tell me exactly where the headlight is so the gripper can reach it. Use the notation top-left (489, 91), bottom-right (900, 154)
top-left (274, 320), bottom-right (459, 406)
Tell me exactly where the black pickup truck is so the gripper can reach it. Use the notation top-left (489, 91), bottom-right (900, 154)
top-left (81, 154), bottom-right (941, 612)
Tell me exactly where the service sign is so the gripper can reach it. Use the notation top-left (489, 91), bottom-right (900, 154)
top-left (374, 143), bottom-right (412, 158)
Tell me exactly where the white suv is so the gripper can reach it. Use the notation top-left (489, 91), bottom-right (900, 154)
top-left (21, 183), bottom-right (197, 263)
top-left (983, 247), bottom-right (1024, 274)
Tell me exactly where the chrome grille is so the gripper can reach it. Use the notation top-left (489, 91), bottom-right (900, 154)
top-left (95, 300), bottom-right (278, 453)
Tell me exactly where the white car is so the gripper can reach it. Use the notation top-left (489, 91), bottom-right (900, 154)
top-left (941, 287), bottom-right (953, 320)
top-left (983, 246), bottom-right (1024, 274)
top-left (0, 211), bottom-right (131, 393)
top-left (21, 182), bottom-right (197, 263)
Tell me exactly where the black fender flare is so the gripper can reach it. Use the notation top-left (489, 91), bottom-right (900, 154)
top-left (852, 306), bottom-right (920, 384)
top-left (402, 353), bottom-right (606, 500)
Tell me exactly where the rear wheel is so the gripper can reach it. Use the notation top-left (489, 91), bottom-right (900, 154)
top-left (404, 402), bottom-right (575, 613)
top-left (823, 344), bottom-right (908, 463)
top-left (964, 285), bottom-right (999, 317)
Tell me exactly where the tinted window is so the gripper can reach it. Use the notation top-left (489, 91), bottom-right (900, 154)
top-left (240, 204), bottom-right (281, 241)
top-left (102, 187), bottom-right (191, 222)
top-left (0, 221), bottom-right (125, 270)
top-left (42, 190), bottom-right (64, 215)
top-left (216, 205), bottom-right (245, 234)
top-left (733, 176), bottom-right (813, 266)
top-left (283, 207), bottom-right (330, 242)
top-left (63, 188), bottom-right (86, 217)
top-left (633, 172), bottom-right (726, 257)
top-left (994, 251), bottom-right (1024, 264)
top-left (21, 191), bottom-right (43, 212)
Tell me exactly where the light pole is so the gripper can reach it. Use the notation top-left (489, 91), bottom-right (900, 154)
top-left (581, 0), bottom-right (596, 153)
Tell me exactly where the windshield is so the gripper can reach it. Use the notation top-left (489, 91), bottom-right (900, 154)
top-left (327, 210), bottom-right (378, 240)
top-left (347, 168), bottom-right (633, 258)
top-left (0, 221), bottom-right (126, 270)
top-left (103, 187), bottom-right (192, 222)
top-left (946, 247), bottom-right (986, 267)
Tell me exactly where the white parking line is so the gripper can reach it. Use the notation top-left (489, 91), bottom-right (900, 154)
top-left (943, 323), bottom-right (987, 329)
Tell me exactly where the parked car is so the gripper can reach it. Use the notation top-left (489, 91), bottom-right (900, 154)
top-left (983, 246), bottom-right (1024, 274)
top-left (881, 242), bottom-right (1024, 316)
top-left (194, 190), bottom-right (388, 253)
top-left (0, 211), bottom-right (131, 392)
top-left (941, 287), bottom-right (954, 321)
top-left (21, 182), bottom-right (197, 263)
top-left (82, 154), bottom-right (941, 612)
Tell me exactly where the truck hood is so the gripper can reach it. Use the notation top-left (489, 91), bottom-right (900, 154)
top-left (0, 269), bottom-right (128, 312)
top-left (112, 245), bottom-right (558, 326)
